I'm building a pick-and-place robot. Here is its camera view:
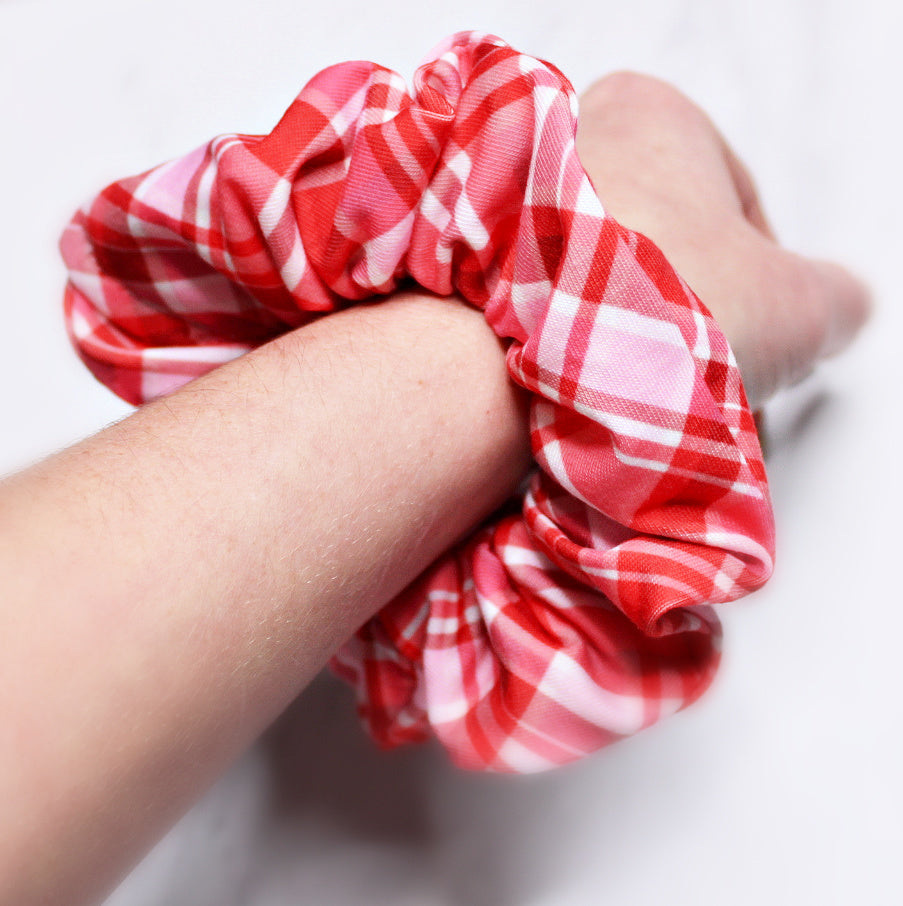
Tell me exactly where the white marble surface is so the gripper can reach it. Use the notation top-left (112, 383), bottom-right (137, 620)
top-left (1, 0), bottom-right (900, 903)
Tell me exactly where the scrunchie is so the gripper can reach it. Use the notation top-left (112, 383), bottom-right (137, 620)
top-left (61, 32), bottom-right (775, 772)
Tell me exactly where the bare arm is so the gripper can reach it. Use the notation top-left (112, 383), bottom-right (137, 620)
top-left (0, 293), bottom-right (531, 906)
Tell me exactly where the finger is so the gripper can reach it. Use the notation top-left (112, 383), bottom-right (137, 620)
top-left (720, 141), bottom-right (777, 240)
top-left (759, 249), bottom-right (872, 399)
top-left (576, 72), bottom-right (741, 219)
top-left (803, 257), bottom-right (873, 357)
top-left (712, 237), bottom-right (871, 407)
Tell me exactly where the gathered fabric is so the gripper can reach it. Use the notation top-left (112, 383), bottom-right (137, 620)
top-left (61, 31), bottom-right (775, 772)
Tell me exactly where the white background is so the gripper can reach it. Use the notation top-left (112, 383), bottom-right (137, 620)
top-left (1, 0), bottom-right (900, 903)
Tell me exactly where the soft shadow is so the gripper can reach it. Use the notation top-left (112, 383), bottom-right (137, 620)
top-left (758, 385), bottom-right (833, 459)
top-left (260, 670), bottom-right (439, 844)
top-left (257, 670), bottom-right (573, 906)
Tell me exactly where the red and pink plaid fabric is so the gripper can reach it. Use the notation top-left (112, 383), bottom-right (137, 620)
top-left (61, 32), bottom-right (775, 772)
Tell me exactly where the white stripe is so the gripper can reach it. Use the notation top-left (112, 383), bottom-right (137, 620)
top-left (258, 178), bottom-right (291, 238)
top-left (496, 737), bottom-right (556, 773)
top-left (193, 160), bottom-right (216, 232)
top-left (538, 650), bottom-right (652, 736)
top-left (537, 438), bottom-right (582, 496)
top-left (692, 308), bottom-right (711, 360)
top-left (279, 240), bottom-right (307, 290)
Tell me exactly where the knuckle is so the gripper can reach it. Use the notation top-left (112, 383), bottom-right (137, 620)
top-left (578, 71), bottom-right (713, 145)
top-left (776, 251), bottom-right (832, 363)
top-left (580, 71), bottom-right (680, 114)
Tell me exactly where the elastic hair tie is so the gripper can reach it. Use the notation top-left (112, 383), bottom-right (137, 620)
top-left (61, 31), bottom-right (775, 772)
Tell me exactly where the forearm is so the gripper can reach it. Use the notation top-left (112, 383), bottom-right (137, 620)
top-left (0, 292), bottom-right (530, 906)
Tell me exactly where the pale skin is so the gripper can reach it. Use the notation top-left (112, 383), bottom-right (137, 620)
top-left (0, 75), bottom-right (870, 906)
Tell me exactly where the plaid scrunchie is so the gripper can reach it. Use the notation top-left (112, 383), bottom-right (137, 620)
top-left (61, 32), bottom-right (775, 772)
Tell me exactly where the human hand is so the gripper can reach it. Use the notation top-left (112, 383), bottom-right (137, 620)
top-left (576, 73), bottom-right (871, 408)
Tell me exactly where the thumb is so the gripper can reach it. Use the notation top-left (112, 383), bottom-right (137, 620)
top-left (802, 258), bottom-right (873, 358)
top-left (716, 237), bottom-right (871, 408)
top-left (744, 248), bottom-right (872, 405)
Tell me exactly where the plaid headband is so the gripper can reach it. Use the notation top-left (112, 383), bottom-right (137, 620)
top-left (61, 31), bottom-right (775, 772)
